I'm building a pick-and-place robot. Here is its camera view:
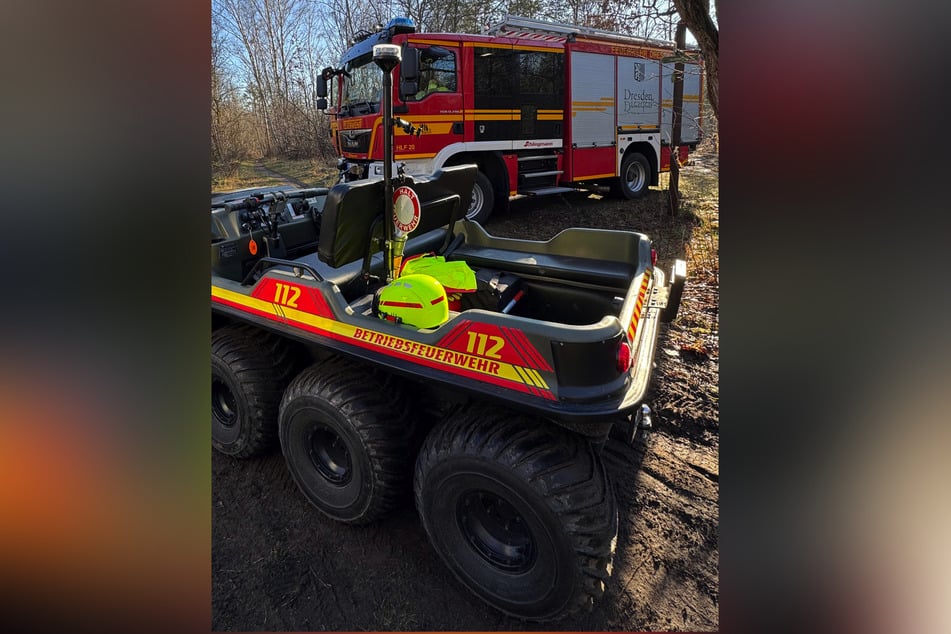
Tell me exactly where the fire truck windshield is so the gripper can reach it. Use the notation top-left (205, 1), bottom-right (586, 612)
top-left (342, 53), bottom-right (380, 116)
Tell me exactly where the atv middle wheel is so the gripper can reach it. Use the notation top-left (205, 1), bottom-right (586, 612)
top-left (414, 407), bottom-right (618, 621)
top-left (279, 359), bottom-right (417, 524)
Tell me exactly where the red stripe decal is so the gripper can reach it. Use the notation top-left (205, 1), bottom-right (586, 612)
top-left (379, 301), bottom-right (423, 309)
top-left (524, 331), bottom-right (552, 372)
top-left (437, 320), bottom-right (470, 348)
top-left (498, 326), bottom-right (529, 366)
top-left (509, 327), bottom-right (553, 372)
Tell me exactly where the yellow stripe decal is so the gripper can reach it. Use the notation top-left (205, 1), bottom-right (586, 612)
top-left (513, 366), bottom-right (535, 387)
top-left (513, 44), bottom-right (564, 54)
top-left (661, 97), bottom-right (700, 105)
top-left (401, 122), bottom-right (453, 135)
top-left (527, 368), bottom-right (549, 389)
top-left (626, 271), bottom-right (653, 342)
top-left (394, 153), bottom-right (437, 160)
top-left (461, 42), bottom-right (562, 53)
top-left (213, 286), bottom-right (284, 319)
top-left (463, 42), bottom-right (511, 49)
top-left (573, 172), bottom-right (616, 180)
top-left (397, 115), bottom-right (463, 123)
top-left (407, 38), bottom-right (458, 46)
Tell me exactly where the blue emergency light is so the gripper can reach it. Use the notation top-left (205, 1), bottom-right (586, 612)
top-left (385, 17), bottom-right (416, 35)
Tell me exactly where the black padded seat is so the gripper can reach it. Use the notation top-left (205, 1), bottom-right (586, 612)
top-left (317, 165), bottom-right (478, 269)
top-left (293, 227), bottom-right (448, 295)
top-left (448, 222), bottom-right (643, 289)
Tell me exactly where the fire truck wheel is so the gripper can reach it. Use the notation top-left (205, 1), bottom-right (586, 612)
top-left (414, 406), bottom-right (617, 621)
top-left (211, 325), bottom-right (298, 458)
top-left (466, 171), bottom-right (495, 224)
top-left (279, 359), bottom-right (416, 524)
top-left (614, 151), bottom-right (651, 199)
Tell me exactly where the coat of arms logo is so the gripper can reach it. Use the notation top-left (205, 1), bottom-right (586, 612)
top-left (633, 62), bottom-right (645, 82)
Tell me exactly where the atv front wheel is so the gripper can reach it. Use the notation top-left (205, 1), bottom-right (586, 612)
top-left (211, 326), bottom-right (298, 458)
top-left (279, 359), bottom-right (417, 524)
top-left (414, 407), bottom-right (618, 621)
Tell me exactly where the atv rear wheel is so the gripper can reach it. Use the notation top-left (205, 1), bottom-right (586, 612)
top-left (211, 325), bottom-right (298, 458)
top-left (279, 359), bottom-right (417, 524)
top-left (414, 407), bottom-right (618, 621)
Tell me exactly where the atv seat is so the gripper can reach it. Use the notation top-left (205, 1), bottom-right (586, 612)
top-left (315, 165), bottom-right (478, 295)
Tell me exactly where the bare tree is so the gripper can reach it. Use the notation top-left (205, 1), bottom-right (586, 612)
top-left (216, 0), bottom-right (335, 157)
top-left (671, 0), bottom-right (717, 117)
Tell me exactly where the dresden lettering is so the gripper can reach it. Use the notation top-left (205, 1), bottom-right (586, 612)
top-left (623, 89), bottom-right (657, 114)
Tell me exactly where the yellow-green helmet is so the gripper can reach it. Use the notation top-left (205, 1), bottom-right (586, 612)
top-left (372, 274), bottom-right (449, 329)
top-left (400, 255), bottom-right (476, 293)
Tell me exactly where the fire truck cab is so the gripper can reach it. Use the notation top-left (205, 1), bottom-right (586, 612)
top-left (317, 15), bottom-right (703, 224)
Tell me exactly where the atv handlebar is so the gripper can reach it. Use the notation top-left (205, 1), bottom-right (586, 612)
top-left (216, 188), bottom-right (330, 213)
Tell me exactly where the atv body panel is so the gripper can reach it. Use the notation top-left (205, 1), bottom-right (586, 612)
top-left (211, 165), bottom-right (682, 433)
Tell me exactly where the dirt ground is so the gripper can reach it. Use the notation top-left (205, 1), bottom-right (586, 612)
top-left (212, 153), bottom-right (719, 631)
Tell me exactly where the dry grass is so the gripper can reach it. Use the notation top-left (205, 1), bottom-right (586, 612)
top-left (261, 158), bottom-right (338, 188)
top-left (679, 149), bottom-right (719, 288)
top-left (212, 157), bottom-right (339, 192)
top-left (212, 159), bottom-right (286, 192)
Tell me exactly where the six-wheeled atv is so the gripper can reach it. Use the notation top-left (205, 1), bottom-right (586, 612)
top-left (211, 43), bottom-right (686, 622)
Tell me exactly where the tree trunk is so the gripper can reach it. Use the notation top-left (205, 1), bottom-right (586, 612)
top-left (668, 21), bottom-right (686, 216)
top-left (671, 0), bottom-right (718, 119)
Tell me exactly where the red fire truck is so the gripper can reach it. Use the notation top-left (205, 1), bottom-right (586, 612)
top-left (317, 15), bottom-right (703, 223)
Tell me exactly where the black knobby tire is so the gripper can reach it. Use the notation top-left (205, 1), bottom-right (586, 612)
top-left (279, 358), bottom-right (417, 524)
top-left (613, 151), bottom-right (651, 199)
top-left (414, 406), bottom-right (618, 621)
top-left (465, 171), bottom-right (495, 224)
top-left (211, 325), bottom-right (299, 458)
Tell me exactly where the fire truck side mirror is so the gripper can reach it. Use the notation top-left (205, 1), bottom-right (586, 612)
top-left (316, 97), bottom-right (328, 110)
top-left (316, 77), bottom-right (327, 99)
top-left (399, 45), bottom-right (419, 100)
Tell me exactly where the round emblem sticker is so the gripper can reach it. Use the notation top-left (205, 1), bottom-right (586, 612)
top-left (393, 186), bottom-right (421, 234)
